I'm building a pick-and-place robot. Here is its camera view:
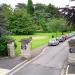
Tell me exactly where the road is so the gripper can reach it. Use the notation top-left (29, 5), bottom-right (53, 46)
top-left (7, 37), bottom-right (75, 75)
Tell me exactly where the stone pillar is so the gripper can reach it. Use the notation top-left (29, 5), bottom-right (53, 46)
top-left (20, 37), bottom-right (32, 59)
top-left (7, 39), bottom-right (15, 57)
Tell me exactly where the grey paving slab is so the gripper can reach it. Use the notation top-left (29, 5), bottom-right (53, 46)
top-left (0, 57), bottom-right (24, 69)
top-left (68, 64), bottom-right (75, 74)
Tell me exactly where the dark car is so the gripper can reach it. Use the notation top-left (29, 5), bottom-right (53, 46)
top-left (57, 36), bottom-right (65, 42)
top-left (62, 35), bottom-right (69, 40)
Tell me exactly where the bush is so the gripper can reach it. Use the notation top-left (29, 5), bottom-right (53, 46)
top-left (0, 36), bottom-right (17, 56)
top-left (0, 36), bottom-right (8, 56)
top-left (46, 18), bottom-right (66, 32)
top-left (7, 9), bottom-right (35, 35)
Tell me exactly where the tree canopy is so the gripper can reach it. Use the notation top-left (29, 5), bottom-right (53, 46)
top-left (0, 6), bottom-right (6, 37)
top-left (59, 6), bottom-right (75, 28)
top-left (7, 8), bottom-right (35, 35)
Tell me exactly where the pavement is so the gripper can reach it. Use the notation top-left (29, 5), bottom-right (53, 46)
top-left (7, 37), bottom-right (75, 75)
top-left (0, 57), bottom-right (24, 75)
top-left (66, 64), bottom-right (75, 75)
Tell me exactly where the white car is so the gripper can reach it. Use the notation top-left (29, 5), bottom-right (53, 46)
top-left (71, 32), bottom-right (75, 35)
top-left (48, 38), bottom-right (59, 46)
top-left (68, 33), bottom-right (74, 38)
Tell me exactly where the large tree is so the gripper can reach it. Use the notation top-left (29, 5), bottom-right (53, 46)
top-left (46, 18), bottom-right (66, 32)
top-left (34, 3), bottom-right (46, 13)
top-left (0, 6), bottom-right (6, 37)
top-left (0, 5), bottom-right (8, 56)
top-left (45, 4), bottom-right (61, 17)
top-left (39, 16), bottom-right (47, 32)
top-left (27, 0), bottom-right (34, 15)
top-left (59, 6), bottom-right (75, 29)
top-left (2, 4), bottom-right (12, 18)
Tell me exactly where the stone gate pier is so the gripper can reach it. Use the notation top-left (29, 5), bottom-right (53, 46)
top-left (20, 37), bottom-right (32, 59)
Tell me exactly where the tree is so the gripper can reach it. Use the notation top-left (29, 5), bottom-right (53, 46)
top-left (0, 5), bottom-right (9, 56)
top-left (46, 18), bottom-right (67, 33)
top-left (33, 3), bottom-right (62, 31)
top-left (1, 4), bottom-right (13, 35)
top-left (7, 8), bottom-right (35, 35)
top-left (2, 4), bottom-right (12, 18)
top-left (0, 6), bottom-right (6, 37)
top-left (39, 16), bottom-right (47, 32)
top-left (27, 0), bottom-right (34, 15)
top-left (59, 6), bottom-right (75, 28)
top-left (34, 3), bottom-right (46, 13)
top-left (45, 4), bottom-right (61, 17)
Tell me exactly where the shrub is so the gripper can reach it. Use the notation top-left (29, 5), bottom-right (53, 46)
top-left (7, 9), bottom-right (35, 35)
top-left (46, 18), bottom-right (66, 32)
top-left (0, 36), bottom-right (8, 56)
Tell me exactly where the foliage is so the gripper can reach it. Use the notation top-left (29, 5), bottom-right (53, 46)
top-left (1, 4), bottom-right (13, 35)
top-left (0, 4), bottom-right (12, 56)
top-left (45, 4), bottom-right (61, 17)
top-left (0, 36), bottom-right (8, 56)
top-left (2, 4), bottom-right (12, 18)
top-left (7, 8), bottom-right (35, 35)
top-left (1, 3), bottom-right (67, 35)
top-left (33, 3), bottom-right (62, 32)
top-left (0, 5), bottom-right (7, 37)
top-left (34, 3), bottom-right (61, 19)
top-left (2, 3), bottom-right (35, 35)
top-left (34, 3), bottom-right (46, 13)
top-left (60, 6), bottom-right (75, 28)
top-left (27, 0), bottom-right (34, 15)
top-left (39, 16), bottom-right (48, 32)
top-left (46, 18), bottom-right (67, 32)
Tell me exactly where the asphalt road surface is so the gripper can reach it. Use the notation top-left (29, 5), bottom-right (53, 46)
top-left (7, 37), bottom-right (75, 75)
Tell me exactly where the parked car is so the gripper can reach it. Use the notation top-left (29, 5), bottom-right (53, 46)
top-left (56, 36), bottom-right (65, 42)
top-left (68, 33), bottom-right (75, 38)
top-left (72, 32), bottom-right (75, 36)
top-left (62, 35), bottom-right (69, 40)
top-left (48, 38), bottom-right (59, 46)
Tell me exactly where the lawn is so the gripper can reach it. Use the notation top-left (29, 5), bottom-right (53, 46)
top-left (11, 32), bottom-right (62, 55)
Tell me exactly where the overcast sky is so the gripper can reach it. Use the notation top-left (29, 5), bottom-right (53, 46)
top-left (0, 0), bottom-right (75, 8)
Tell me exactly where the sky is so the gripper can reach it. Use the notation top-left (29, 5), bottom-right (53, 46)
top-left (0, 0), bottom-right (75, 8)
